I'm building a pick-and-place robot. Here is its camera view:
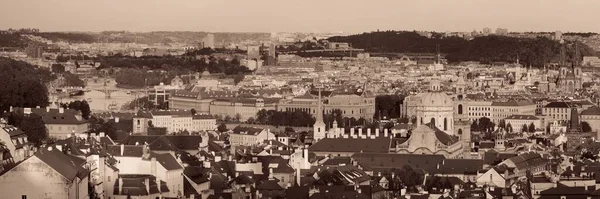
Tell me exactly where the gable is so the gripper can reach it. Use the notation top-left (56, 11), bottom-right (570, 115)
top-left (0, 156), bottom-right (70, 184)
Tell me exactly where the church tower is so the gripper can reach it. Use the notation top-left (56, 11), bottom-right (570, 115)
top-left (313, 88), bottom-right (326, 141)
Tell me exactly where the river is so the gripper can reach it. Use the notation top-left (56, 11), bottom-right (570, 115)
top-left (50, 78), bottom-right (147, 112)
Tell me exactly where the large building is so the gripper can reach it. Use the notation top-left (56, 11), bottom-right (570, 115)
top-left (278, 89), bottom-right (376, 122)
top-left (133, 110), bottom-right (216, 134)
top-left (12, 107), bottom-right (89, 139)
top-left (228, 126), bottom-right (276, 146)
top-left (0, 146), bottom-right (89, 199)
top-left (402, 79), bottom-right (455, 135)
top-left (0, 124), bottom-right (34, 163)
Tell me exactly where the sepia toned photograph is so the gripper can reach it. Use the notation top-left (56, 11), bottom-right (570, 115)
top-left (0, 0), bottom-right (600, 198)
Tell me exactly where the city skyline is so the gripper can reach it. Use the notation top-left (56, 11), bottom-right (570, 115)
top-left (1, 0), bottom-right (600, 33)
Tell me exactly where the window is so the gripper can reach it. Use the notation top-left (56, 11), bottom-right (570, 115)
top-left (458, 104), bottom-right (463, 114)
top-left (22, 195), bottom-right (27, 199)
top-left (108, 176), bottom-right (111, 182)
top-left (444, 118), bottom-right (448, 131)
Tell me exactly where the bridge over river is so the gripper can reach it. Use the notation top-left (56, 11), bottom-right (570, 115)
top-left (50, 78), bottom-right (148, 111)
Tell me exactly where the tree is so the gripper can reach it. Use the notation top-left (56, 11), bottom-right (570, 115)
top-left (234, 73), bottom-right (245, 85)
top-left (18, 113), bottom-right (48, 146)
top-left (148, 120), bottom-right (154, 127)
top-left (246, 117), bottom-right (255, 124)
top-left (498, 119), bottom-right (506, 130)
top-left (51, 64), bottom-right (65, 73)
top-left (581, 122), bottom-right (592, 133)
top-left (234, 113), bottom-right (242, 122)
top-left (522, 124), bottom-right (529, 133)
top-left (528, 123), bottom-right (536, 133)
top-left (217, 123), bottom-right (228, 132)
top-left (66, 100), bottom-right (91, 119)
top-left (224, 115), bottom-right (232, 122)
top-left (190, 108), bottom-right (197, 116)
top-left (506, 123), bottom-right (513, 133)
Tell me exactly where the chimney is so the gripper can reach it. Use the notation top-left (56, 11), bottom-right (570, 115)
top-left (59, 107), bottom-right (64, 114)
top-left (367, 128), bottom-right (372, 138)
top-left (228, 155), bottom-right (233, 162)
top-left (358, 128), bottom-right (363, 138)
top-left (303, 146), bottom-right (309, 159)
top-left (46, 107), bottom-right (50, 112)
top-left (384, 128), bottom-right (389, 137)
top-left (36, 106), bottom-right (40, 108)
top-left (118, 178), bottom-right (123, 194)
top-left (9, 106), bottom-right (13, 112)
top-left (145, 178), bottom-right (150, 194)
top-left (350, 128), bottom-right (355, 138)
top-left (24, 108), bottom-right (31, 115)
top-left (120, 144), bottom-right (124, 156)
top-left (269, 168), bottom-right (274, 179)
top-left (375, 128), bottom-right (380, 137)
top-left (115, 117), bottom-right (120, 123)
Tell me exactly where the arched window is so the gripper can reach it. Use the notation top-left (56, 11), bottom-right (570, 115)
top-left (458, 129), bottom-right (463, 135)
top-left (458, 104), bottom-right (463, 115)
top-left (444, 118), bottom-right (448, 131)
top-left (137, 120), bottom-right (140, 125)
top-left (430, 118), bottom-right (435, 126)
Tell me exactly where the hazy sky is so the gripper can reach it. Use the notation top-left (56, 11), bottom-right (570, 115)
top-left (1, 0), bottom-right (599, 33)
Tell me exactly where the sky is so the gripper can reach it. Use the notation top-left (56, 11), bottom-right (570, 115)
top-left (1, 0), bottom-right (599, 33)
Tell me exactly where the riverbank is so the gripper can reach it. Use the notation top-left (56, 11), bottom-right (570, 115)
top-left (115, 84), bottom-right (146, 89)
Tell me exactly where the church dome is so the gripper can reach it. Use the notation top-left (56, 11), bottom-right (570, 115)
top-left (421, 92), bottom-right (452, 107)
top-left (201, 70), bottom-right (211, 77)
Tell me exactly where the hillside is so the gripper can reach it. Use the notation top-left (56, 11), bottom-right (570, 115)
top-left (0, 31), bottom-right (270, 47)
top-left (328, 31), bottom-right (598, 66)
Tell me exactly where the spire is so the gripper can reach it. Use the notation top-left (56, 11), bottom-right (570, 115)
top-left (315, 88), bottom-right (324, 124)
top-left (313, 87), bottom-right (326, 140)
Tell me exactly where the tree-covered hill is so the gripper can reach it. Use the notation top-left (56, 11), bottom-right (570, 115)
top-left (0, 57), bottom-right (55, 112)
top-left (328, 31), bottom-right (598, 66)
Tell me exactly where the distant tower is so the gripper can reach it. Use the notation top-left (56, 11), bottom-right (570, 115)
top-left (494, 131), bottom-right (506, 151)
top-left (313, 88), bottom-right (327, 141)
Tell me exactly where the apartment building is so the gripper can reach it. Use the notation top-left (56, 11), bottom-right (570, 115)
top-left (133, 110), bottom-right (216, 134)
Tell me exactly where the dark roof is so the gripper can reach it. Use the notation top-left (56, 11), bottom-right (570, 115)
top-left (113, 174), bottom-right (170, 196)
top-left (423, 123), bottom-right (458, 145)
top-left (34, 146), bottom-right (88, 181)
top-left (483, 150), bottom-right (517, 165)
top-left (231, 126), bottom-right (265, 135)
top-left (505, 115), bottom-right (539, 120)
top-left (309, 137), bottom-right (391, 153)
top-left (505, 152), bottom-right (548, 170)
top-left (544, 101), bottom-right (571, 108)
top-left (351, 153), bottom-right (445, 174)
top-left (309, 192), bottom-right (370, 199)
top-left (322, 157), bottom-right (352, 166)
top-left (581, 106), bottom-right (600, 116)
top-left (122, 135), bottom-right (204, 151)
top-left (437, 159), bottom-right (483, 175)
top-left (183, 166), bottom-right (211, 184)
top-left (154, 153), bottom-right (183, 171)
top-left (107, 145), bottom-right (144, 157)
top-left (256, 179), bottom-right (284, 190)
top-left (15, 108), bottom-right (88, 125)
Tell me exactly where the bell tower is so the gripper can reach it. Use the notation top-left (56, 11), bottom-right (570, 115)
top-left (313, 88), bottom-right (326, 141)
